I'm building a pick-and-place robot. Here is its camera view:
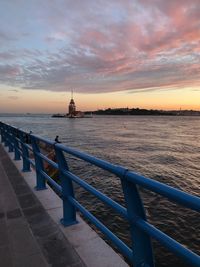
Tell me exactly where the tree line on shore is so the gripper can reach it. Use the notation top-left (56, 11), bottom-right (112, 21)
top-left (85, 108), bottom-right (200, 116)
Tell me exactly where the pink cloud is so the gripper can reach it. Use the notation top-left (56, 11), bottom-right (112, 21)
top-left (0, 0), bottom-right (199, 93)
top-left (0, 65), bottom-right (21, 77)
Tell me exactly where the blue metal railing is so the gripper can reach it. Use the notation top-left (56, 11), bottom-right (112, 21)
top-left (0, 121), bottom-right (199, 267)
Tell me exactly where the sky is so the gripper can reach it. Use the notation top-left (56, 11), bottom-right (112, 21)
top-left (0, 0), bottom-right (200, 113)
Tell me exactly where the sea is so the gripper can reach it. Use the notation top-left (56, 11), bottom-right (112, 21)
top-left (0, 114), bottom-right (199, 267)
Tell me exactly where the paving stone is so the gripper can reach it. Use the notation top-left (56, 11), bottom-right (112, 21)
top-left (6, 168), bottom-right (22, 178)
top-left (7, 208), bottom-right (22, 219)
top-left (0, 246), bottom-right (13, 267)
top-left (23, 204), bottom-right (44, 217)
top-left (25, 209), bottom-right (53, 232)
top-left (8, 172), bottom-right (24, 184)
top-left (31, 221), bottom-right (59, 239)
top-left (0, 212), bottom-right (5, 219)
top-left (13, 252), bottom-right (49, 267)
top-left (0, 166), bottom-right (6, 193)
top-left (18, 193), bottom-right (38, 209)
top-left (13, 183), bottom-right (32, 195)
top-left (9, 222), bottom-right (40, 255)
top-left (7, 216), bottom-right (27, 229)
top-left (0, 219), bottom-right (9, 248)
top-left (70, 262), bottom-right (87, 267)
top-left (0, 191), bottom-right (4, 213)
top-left (42, 231), bottom-right (80, 266)
top-left (2, 190), bottom-right (20, 212)
top-left (2, 182), bottom-right (20, 212)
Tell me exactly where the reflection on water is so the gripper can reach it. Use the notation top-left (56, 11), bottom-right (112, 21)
top-left (1, 114), bottom-right (200, 267)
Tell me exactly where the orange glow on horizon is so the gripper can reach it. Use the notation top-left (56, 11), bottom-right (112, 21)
top-left (0, 85), bottom-right (200, 113)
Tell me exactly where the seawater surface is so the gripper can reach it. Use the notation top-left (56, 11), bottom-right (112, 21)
top-left (1, 114), bottom-right (199, 267)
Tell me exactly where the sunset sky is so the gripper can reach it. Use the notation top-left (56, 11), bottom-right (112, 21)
top-left (0, 0), bottom-right (200, 113)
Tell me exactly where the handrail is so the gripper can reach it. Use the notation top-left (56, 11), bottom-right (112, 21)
top-left (62, 169), bottom-right (128, 219)
top-left (34, 151), bottom-right (59, 169)
top-left (134, 219), bottom-right (200, 267)
top-left (56, 144), bottom-right (200, 211)
top-left (68, 196), bottom-right (133, 261)
top-left (0, 121), bottom-right (199, 267)
top-left (126, 171), bottom-right (200, 212)
top-left (57, 143), bottom-right (127, 176)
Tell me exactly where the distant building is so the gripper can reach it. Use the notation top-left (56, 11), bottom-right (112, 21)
top-left (68, 97), bottom-right (76, 117)
top-left (68, 91), bottom-right (84, 118)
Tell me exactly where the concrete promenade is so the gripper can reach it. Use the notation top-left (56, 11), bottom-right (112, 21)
top-left (0, 144), bottom-right (128, 267)
top-left (0, 144), bottom-right (86, 267)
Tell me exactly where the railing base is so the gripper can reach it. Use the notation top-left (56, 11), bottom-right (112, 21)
top-left (22, 168), bottom-right (31, 172)
top-left (34, 186), bottom-right (48, 191)
top-left (14, 158), bottom-right (21, 161)
top-left (60, 218), bottom-right (78, 227)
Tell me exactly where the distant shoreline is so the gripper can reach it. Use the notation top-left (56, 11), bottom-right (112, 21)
top-left (0, 108), bottom-right (200, 117)
top-left (85, 108), bottom-right (200, 116)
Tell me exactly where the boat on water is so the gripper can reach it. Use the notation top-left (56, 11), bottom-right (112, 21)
top-left (52, 113), bottom-right (66, 118)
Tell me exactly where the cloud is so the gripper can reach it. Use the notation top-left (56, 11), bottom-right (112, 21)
top-left (0, 0), bottom-right (199, 93)
top-left (8, 96), bottom-right (19, 100)
top-left (0, 65), bottom-right (22, 88)
top-left (0, 52), bottom-right (17, 60)
top-left (0, 65), bottom-right (21, 77)
top-left (9, 89), bottom-right (19, 92)
top-left (0, 31), bottom-right (18, 42)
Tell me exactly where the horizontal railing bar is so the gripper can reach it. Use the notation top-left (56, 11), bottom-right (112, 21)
top-left (55, 144), bottom-right (200, 212)
top-left (22, 154), bottom-right (33, 161)
top-left (56, 144), bottom-right (200, 212)
top-left (17, 138), bottom-right (25, 144)
top-left (35, 152), bottom-right (59, 169)
top-left (15, 148), bottom-right (23, 157)
top-left (17, 139), bottom-right (33, 151)
top-left (126, 172), bottom-right (200, 212)
top-left (29, 159), bottom-right (35, 167)
top-left (40, 170), bottom-right (62, 193)
top-left (30, 134), bottom-right (55, 146)
top-left (22, 155), bottom-right (35, 168)
top-left (10, 136), bottom-right (21, 143)
top-left (12, 147), bottom-right (23, 157)
top-left (11, 128), bottom-right (32, 138)
top-left (68, 196), bottom-right (133, 261)
top-left (13, 128), bottom-right (27, 135)
top-left (23, 143), bottom-right (33, 151)
top-left (135, 218), bottom-right (200, 267)
top-left (15, 146), bottom-right (22, 153)
top-left (62, 169), bottom-right (128, 219)
top-left (55, 144), bottom-right (127, 177)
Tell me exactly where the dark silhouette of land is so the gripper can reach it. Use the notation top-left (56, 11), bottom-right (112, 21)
top-left (85, 108), bottom-right (200, 116)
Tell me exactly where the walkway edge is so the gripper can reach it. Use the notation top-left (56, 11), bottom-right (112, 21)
top-left (4, 146), bottom-right (128, 267)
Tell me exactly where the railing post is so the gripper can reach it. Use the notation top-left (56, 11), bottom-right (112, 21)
top-left (19, 131), bottom-right (31, 172)
top-left (4, 125), bottom-right (9, 147)
top-left (0, 122), bottom-right (4, 143)
top-left (7, 126), bottom-right (14, 152)
top-left (0, 122), bottom-right (5, 143)
top-left (11, 128), bottom-right (21, 160)
top-left (121, 173), bottom-right (154, 267)
top-left (54, 144), bottom-right (77, 227)
top-left (30, 136), bottom-right (47, 190)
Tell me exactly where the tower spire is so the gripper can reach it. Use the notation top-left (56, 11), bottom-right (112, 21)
top-left (68, 89), bottom-right (76, 117)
